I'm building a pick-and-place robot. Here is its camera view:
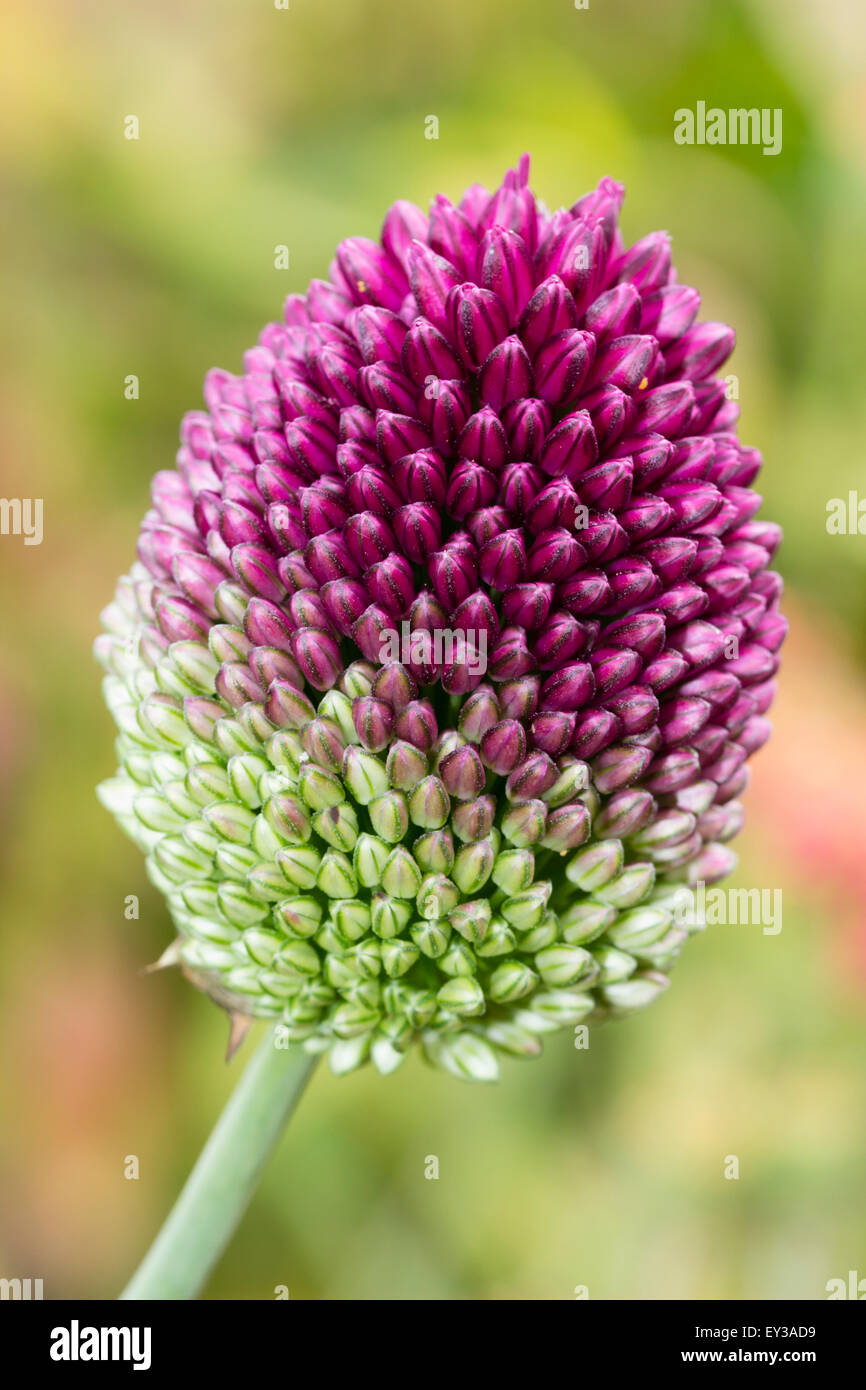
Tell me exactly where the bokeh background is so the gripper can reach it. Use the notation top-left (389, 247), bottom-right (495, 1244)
top-left (1, 0), bottom-right (865, 1300)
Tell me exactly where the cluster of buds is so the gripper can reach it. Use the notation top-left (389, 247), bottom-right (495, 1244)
top-left (96, 156), bottom-right (785, 1081)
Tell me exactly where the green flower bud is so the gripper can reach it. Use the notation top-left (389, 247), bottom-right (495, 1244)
top-left (595, 861), bottom-right (655, 908)
top-left (636, 926), bottom-right (687, 970)
top-left (601, 971), bottom-right (669, 1012)
top-left (500, 883), bottom-right (551, 931)
top-left (451, 795), bottom-right (496, 843)
top-left (489, 959), bottom-right (538, 1003)
top-left (412, 829), bottom-right (455, 875)
top-left (425, 1032), bottom-right (499, 1084)
top-left (203, 800), bottom-right (256, 845)
top-left (416, 873), bottom-right (460, 921)
top-left (492, 848), bottom-right (535, 894)
top-left (317, 851), bottom-right (358, 899)
top-left (438, 939), bottom-right (477, 977)
top-left (542, 760), bottom-right (590, 807)
top-left (338, 661), bottom-right (376, 700)
top-left (606, 906), bottom-right (672, 952)
top-left (227, 754), bottom-right (270, 808)
top-left (134, 792), bottom-right (186, 834)
top-left (448, 899), bottom-right (491, 946)
top-left (592, 945), bottom-right (638, 984)
top-left (214, 843), bottom-right (258, 881)
top-left (274, 896), bottom-right (322, 939)
top-left (243, 927), bottom-right (283, 967)
top-left (154, 834), bottom-right (213, 883)
top-left (368, 790), bottom-right (410, 844)
top-left (381, 846), bottom-right (422, 900)
top-left (263, 795), bottom-right (312, 845)
top-left (163, 779), bottom-right (202, 821)
top-left (246, 862), bottom-right (290, 902)
top-left (475, 919), bottom-right (517, 957)
top-left (386, 740), bottom-right (428, 791)
top-left (182, 819), bottom-right (221, 857)
top-left (380, 938), bottom-right (420, 978)
top-left (410, 918), bottom-right (452, 959)
top-left (276, 844), bottom-right (322, 891)
top-left (332, 1000), bottom-right (380, 1039)
top-left (214, 716), bottom-right (260, 760)
top-left (370, 892), bottom-right (412, 940)
top-left (536, 944), bottom-right (597, 988)
top-left (237, 703), bottom-right (274, 747)
top-left (329, 899), bottom-right (371, 941)
top-left (275, 938), bottom-right (321, 978)
top-left (521, 990), bottom-right (595, 1026)
top-left (436, 977), bottom-right (485, 1017)
top-left (139, 693), bottom-right (192, 748)
top-left (559, 901), bottom-right (616, 945)
top-left (250, 814), bottom-right (284, 861)
top-left (565, 839), bottom-right (624, 891)
top-left (217, 882), bottom-right (272, 929)
top-left (483, 1020), bottom-right (543, 1058)
top-left (515, 911), bottom-right (559, 954)
top-left (452, 836), bottom-right (496, 894)
top-left (312, 803), bottom-right (359, 853)
top-left (265, 730), bottom-right (304, 777)
top-left (298, 764), bottom-right (345, 811)
top-left (408, 775), bottom-right (451, 830)
top-left (500, 799), bottom-right (547, 847)
top-left (353, 833), bottom-right (389, 888)
top-left (342, 746), bottom-right (389, 805)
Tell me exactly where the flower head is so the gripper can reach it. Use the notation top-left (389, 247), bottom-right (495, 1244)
top-left (96, 156), bottom-right (785, 1081)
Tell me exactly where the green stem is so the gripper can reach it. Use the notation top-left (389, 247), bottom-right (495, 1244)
top-left (120, 1027), bottom-right (319, 1300)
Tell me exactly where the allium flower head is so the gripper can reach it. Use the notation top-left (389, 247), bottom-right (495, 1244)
top-left (96, 156), bottom-right (785, 1082)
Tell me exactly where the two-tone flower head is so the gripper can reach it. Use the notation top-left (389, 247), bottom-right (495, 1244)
top-left (96, 155), bottom-right (786, 1081)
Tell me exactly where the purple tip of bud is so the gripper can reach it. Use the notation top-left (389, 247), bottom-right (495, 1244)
top-left (665, 321), bottom-right (736, 381)
top-left (594, 788), bottom-right (657, 839)
top-left (601, 556), bottom-right (661, 614)
top-left (393, 698), bottom-right (438, 751)
top-left (392, 502), bottom-right (442, 563)
top-left (488, 628), bottom-right (535, 680)
top-left (667, 619), bottom-right (728, 671)
top-left (557, 569), bottom-right (613, 616)
top-left (446, 461), bottom-right (499, 520)
top-left (537, 216), bottom-right (604, 301)
top-left (588, 646), bottom-right (642, 698)
top-left (452, 794), bottom-right (497, 843)
top-left (343, 511), bottom-right (398, 569)
top-left (381, 200), bottom-right (429, 269)
top-left (266, 502), bottom-right (306, 555)
top-left (590, 334), bottom-right (660, 394)
top-left (505, 751), bottom-right (558, 802)
top-left (230, 544), bottom-right (287, 605)
top-left (359, 361), bottom-right (418, 416)
top-left (501, 581), bottom-right (555, 631)
top-left (497, 675), bottom-right (541, 723)
top-left (285, 416), bottom-right (340, 479)
top-left (642, 748), bottom-right (702, 794)
top-left (320, 578), bottom-right (370, 635)
top-left (455, 410), bottom-right (508, 474)
top-left (479, 335), bottom-right (534, 412)
top-left (451, 590), bottom-right (500, 645)
top-left (339, 405), bottom-right (377, 445)
top-left (571, 708), bottom-right (622, 758)
top-left (524, 479), bottom-right (578, 534)
top-left (542, 803), bottom-right (592, 851)
top-left (351, 603), bottom-right (395, 664)
top-left (499, 463), bottom-right (542, 519)
top-left (172, 551), bottom-right (225, 618)
top-left (304, 532), bottom-right (360, 584)
top-left (183, 696), bottom-right (225, 743)
top-left (641, 652), bottom-right (691, 694)
top-left (427, 194), bottom-right (480, 277)
top-left (290, 627), bottom-right (343, 691)
top-left (215, 661), bottom-right (266, 709)
top-left (612, 231), bottom-right (671, 295)
top-left (534, 329), bottom-right (596, 407)
top-left (439, 744), bottom-right (486, 800)
top-left (604, 612), bottom-right (667, 662)
top-left (639, 284), bottom-right (701, 345)
top-left (375, 410), bottom-right (431, 466)
top-left (526, 528), bottom-right (586, 583)
top-left (529, 710), bottom-right (576, 757)
top-left (371, 661), bottom-right (417, 711)
top-left (583, 283), bottom-right (642, 341)
top-left (479, 529), bottom-right (527, 590)
top-left (335, 235), bottom-right (408, 313)
top-left (591, 743), bottom-right (654, 794)
top-left (478, 226), bottom-right (536, 324)
top-left (603, 684), bottom-right (659, 735)
top-left (406, 240), bottom-right (463, 332)
top-left (635, 381), bottom-right (696, 439)
top-left (539, 661), bottom-right (595, 712)
top-left (302, 716), bottom-right (346, 770)
top-left (480, 718), bottom-right (527, 775)
top-left (500, 397), bottom-right (551, 463)
top-left (580, 384), bottom-right (637, 452)
top-left (530, 611), bottom-right (594, 669)
top-left (352, 695), bottom-right (394, 751)
top-left (540, 410), bottom-right (598, 482)
top-left (243, 596), bottom-right (294, 651)
top-left (618, 495), bottom-right (674, 543)
top-left (277, 550), bottom-right (317, 596)
top-left (418, 377), bottom-right (473, 455)
top-left (457, 685), bottom-right (501, 742)
top-left (429, 546), bottom-right (479, 610)
top-left (299, 483), bottom-right (351, 538)
top-left (578, 460), bottom-right (633, 512)
top-left (349, 305), bottom-right (407, 365)
top-left (391, 448), bottom-right (447, 508)
top-left (658, 696), bottom-right (712, 746)
top-left (402, 315), bottom-right (463, 385)
top-left (518, 275), bottom-right (580, 356)
top-left (445, 284), bottom-right (509, 371)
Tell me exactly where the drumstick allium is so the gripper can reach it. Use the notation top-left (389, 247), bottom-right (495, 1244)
top-left (97, 155), bottom-right (785, 1086)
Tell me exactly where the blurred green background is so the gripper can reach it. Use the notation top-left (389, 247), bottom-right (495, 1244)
top-left (1, 0), bottom-right (865, 1300)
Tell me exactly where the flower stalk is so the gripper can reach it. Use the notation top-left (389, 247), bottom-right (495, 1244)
top-left (121, 1028), bottom-right (318, 1300)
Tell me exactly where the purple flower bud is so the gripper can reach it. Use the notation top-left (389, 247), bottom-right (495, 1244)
top-left (529, 710), bottom-right (576, 757)
top-left (488, 627), bottom-right (535, 680)
top-left (358, 361), bottom-right (417, 415)
top-left (346, 464), bottom-right (402, 517)
top-left (523, 479), bottom-right (577, 534)
top-left (319, 578), bottom-right (369, 635)
top-left (375, 410), bottom-right (430, 465)
top-left (571, 708), bottom-right (622, 758)
top-left (343, 511), bottom-right (398, 568)
top-left (391, 448), bottom-right (447, 508)
top-left (583, 283), bottom-right (641, 340)
top-left (457, 406), bottom-right (509, 469)
top-left (539, 662), bottom-right (595, 712)
top-left (500, 397), bottom-right (551, 462)
top-left (429, 194), bottom-right (480, 276)
top-left (639, 284), bottom-right (700, 344)
top-left (303, 716), bottom-right (346, 770)
top-left (531, 611), bottom-right (594, 669)
top-left (498, 675), bottom-right (541, 721)
top-left (518, 275), bottom-right (580, 355)
top-left (479, 529), bottom-right (526, 589)
top-left (506, 751), bottom-right (558, 801)
top-left (392, 502), bottom-right (442, 563)
top-left (339, 405), bottom-right (377, 444)
top-left (381, 200), bottom-right (428, 268)
top-left (299, 483), bottom-right (351, 537)
top-left (557, 569), bottom-right (612, 615)
top-left (534, 330), bottom-right (596, 407)
top-left (371, 661), bottom-right (417, 711)
top-left (402, 316), bottom-right (463, 384)
top-left (537, 216), bottom-right (605, 301)
top-left (231, 544), bottom-right (287, 604)
top-left (479, 336), bottom-right (534, 411)
top-left (578, 460), bottom-right (633, 511)
top-left (393, 699), bottom-right (438, 751)
top-left (429, 546), bottom-right (478, 610)
top-left (613, 231), bottom-right (671, 294)
top-left (446, 461), bottom-right (499, 520)
top-left (480, 719), bottom-right (527, 774)
top-left (591, 743), bottom-right (654, 793)
top-left (594, 788), bottom-right (657, 838)
top-left (290, 627), bottom-right (342, 690)
top-left (666, 321), bottom-right (736, 381)
top-left (352, 695), bottom-right (394, 751)
top-left (541, 803), bottom-right (592, 851)
top-left (478, 227), bottom-right (536, 324)
top-left (336, 236), bottom-right (408, 312)
top-left (526, 528), bottom-right (585, 582)
top-left (406, 241), bottom-right (462, 333)
top-left (589, 646), bottom-right (642, 698)
top-left (603, 685), bottom-right (659, 734)
top-left (635, 381), bottom-right (695, 439)
top-left (590, 334), bottom-right (660, 394)
top-left (265, 679), bottom-right (316, 730)
top-left (349, 305), bottom-right (407, 365)
top-left (499, 463), bottom-right (543, 519)
top-left (439, 744), bottom-right (486, 800)
top-left (580, 384), bottom-right (637, 452)
top-left (540, 410), bottom-right (598, 481)
top-left (502, 581), bottom-right (554, 630)
top-left (452, 794), bottom-right (497, 843)
top-left (304, 532), bottom-right (360, 584)
top-left (602, 556), bottom-right (660, 613)
top-left (243, 595), bottom-right (293, 651)
top-left (446, 284), bottom-right (509, 371)
top-left (418, 378), bottom-right (472, 455)
top-left (351, 603), bottom-right (394, 663)
top-left (451, 590), bottom-right (500, 644)
top-left (643, 748), bottom-right (702, 794)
